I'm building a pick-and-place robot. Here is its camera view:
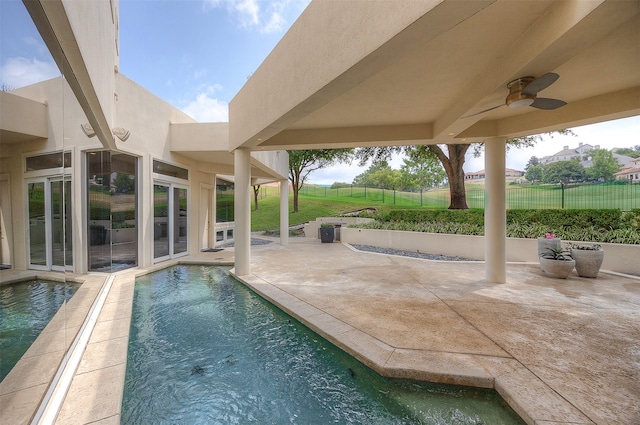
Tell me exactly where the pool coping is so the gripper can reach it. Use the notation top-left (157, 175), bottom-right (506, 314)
top-left (0, 271), bottom-right (107, 425)
top-left (232, 271), bottom-right (594, 425)
top-left (5, 242), bottom-right (637, 424)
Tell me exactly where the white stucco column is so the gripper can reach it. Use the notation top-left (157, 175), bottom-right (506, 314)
top-left (234, 148), bottom-right (251, 276)
top-left (484, 137), bottom-right (507, 283)
top-left (280, 179), bottom-right (289, 246)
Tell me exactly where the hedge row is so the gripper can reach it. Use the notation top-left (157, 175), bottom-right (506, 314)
top-left (380, 208), bottom-right (639, 231)
top-left (351, 221), bottom-right (640, 244)
top-left (357, 208), bottom-right (640, 244)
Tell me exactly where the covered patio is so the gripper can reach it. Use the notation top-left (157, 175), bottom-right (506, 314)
top-left (230, 0), bottom-right (640, 281)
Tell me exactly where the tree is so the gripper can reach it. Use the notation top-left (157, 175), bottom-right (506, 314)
top-left (113, 172), bottom-right (134, 193)
top-left (352, 161), bottom-right (401, 189)
top-left (329, 182), bottom-right (351, 189)
top-left (613, 145), bottom-right (640, 158)
top-left (356, 129), bottom-right (574, 209)
top-left (542, 160), bottom-right (586, 183)
top-left (288, 149), bottom-right (353, 212)
top-left (252, 185), bottom-right (260, 210)
top-left (525, 164), bottom-right (544, 183)
top-left (524, 156), bottom-right (540, 170)
top-left (398, 148), bottom-right (446, 191)
top-left (587, 149), bottom-right (620, 181)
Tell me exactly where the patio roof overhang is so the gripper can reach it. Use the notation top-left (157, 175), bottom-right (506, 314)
top-left (230, 0), bottom-right (640, 151)
top-left (170, 122), bottom-right (289, 181)
top-left (0, 91), bottom-right (48, 144)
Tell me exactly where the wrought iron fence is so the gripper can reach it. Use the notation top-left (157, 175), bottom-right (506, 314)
top-left (299, 182), bottom-right (640, 211)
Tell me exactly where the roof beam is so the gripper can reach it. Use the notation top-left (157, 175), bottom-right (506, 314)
top-left (260, 124), bottom-right (433, 150)
top-left (23, 0), bottom-right (117, 150)
top-left (434, 0), bottom-right (607, 139)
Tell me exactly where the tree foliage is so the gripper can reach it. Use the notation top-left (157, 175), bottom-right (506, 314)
top-left (542, 160), bottom-right (586, 183)
top-left (356, 130), bottom-right (575, 209)
top-left (398, 148), bottom-right (446, 191)
top-left (352, 161), bottom-right (401, 189)
top-left (525, 156), bottom-right (540, 170)
top-left (587, 149), bottom-right (620, 181)
top-left (525, 164), bottom-right (544, 183)
top-left (288, 149), bottom-right (353, 212)
top-left (614, 145), bottom-right (640, 158)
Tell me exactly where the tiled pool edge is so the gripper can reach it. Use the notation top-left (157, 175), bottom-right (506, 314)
top-left (54, 259), bottom-right (234, 425)
top-left (0, 272), bottom-right (106, 425)
top-left (234, 271), bottom-right (594, 425)
top-left (21, 258), bottom-right (595, 425)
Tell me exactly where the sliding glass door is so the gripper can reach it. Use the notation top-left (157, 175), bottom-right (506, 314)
top-left (27, 177), bottom-right (72, 271)
top-left (153, 183), bottom-right (188, 261)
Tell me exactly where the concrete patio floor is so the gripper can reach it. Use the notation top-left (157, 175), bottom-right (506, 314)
top-left (1, 235), bottom-right (638, 424)
top-left (237, 236), bottom-right (640, 425)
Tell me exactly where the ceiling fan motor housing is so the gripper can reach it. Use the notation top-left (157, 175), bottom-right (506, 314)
top-left (506, 77), bottom-right (536, 108)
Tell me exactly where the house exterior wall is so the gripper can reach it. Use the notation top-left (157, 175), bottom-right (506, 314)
top-left (2, 71), bottom-right (283, 273)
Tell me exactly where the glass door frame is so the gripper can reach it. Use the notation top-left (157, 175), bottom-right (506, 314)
top-left (152, 180), bottom-right (189, 263)
top-left (25, 175), bottom-right (72, 271)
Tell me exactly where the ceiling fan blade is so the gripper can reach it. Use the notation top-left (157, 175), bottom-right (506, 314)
top-left (522, 72), bottom-right (559, 95)
top-left (530, 97), bottom-right (567, 110)
top-left (462, 104), bottom-right (503, 118)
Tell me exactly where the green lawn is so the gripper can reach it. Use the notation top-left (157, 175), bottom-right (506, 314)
top-left (251, 183), bottom-right (640, 231)
top-left (251, 194), bottom-right (415, 231)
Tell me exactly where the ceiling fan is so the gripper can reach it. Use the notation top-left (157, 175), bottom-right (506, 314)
top-left (464, 72), bottom-right (567, 117)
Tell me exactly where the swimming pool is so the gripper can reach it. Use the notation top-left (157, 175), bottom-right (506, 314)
top-left (0, 279), bottom-right (78, 381)
top-left (122, 265), bottom-right (525, 424)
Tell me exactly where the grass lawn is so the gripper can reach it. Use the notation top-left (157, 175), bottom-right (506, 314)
top-left (251, 183), bottom-right (640, 231)
top-left (251, 194), bottom-right (415, 231)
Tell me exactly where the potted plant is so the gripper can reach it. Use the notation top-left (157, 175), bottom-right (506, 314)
top-left (319, 223), bottom-right (335, 243)
top-left (537, 232), bottom-right (560, 257)
top-left (539, 247), bottom-right (575, 279)
top-left (569, 243), bottom-right (604, 278)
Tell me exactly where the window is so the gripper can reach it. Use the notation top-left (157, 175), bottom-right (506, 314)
top-left (87, 151), bottom-right (138, 272)
top-left (26, 151), bottom-right (71, 171)
top-left (216, 179), bottom-right (234, 222)
top-left (153, 160), bottom-right (188, 180)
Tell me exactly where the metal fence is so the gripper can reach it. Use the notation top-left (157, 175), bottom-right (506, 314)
top-left (299, 182), bottom-right (640, 211)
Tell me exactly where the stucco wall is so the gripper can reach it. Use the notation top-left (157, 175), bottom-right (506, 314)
top-left (341, 228), bottom-right (640, 276)
top-left (64, 0), bottom-right (118, 129)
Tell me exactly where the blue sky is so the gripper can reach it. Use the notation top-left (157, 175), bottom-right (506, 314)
top-left (1, 0), bottom-right (638, 185)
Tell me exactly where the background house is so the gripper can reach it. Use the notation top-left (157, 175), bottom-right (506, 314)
top-left (540, 142), bottom-right (633, 168)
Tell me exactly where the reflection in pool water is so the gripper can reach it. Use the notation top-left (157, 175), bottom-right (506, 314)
top-left (0, 279), bottom-right (78, 381)
top-left (122, 265), bottom-right (525, 424)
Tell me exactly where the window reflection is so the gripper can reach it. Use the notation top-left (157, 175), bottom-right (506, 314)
top-left (87, 151), bottom-right (138, 272)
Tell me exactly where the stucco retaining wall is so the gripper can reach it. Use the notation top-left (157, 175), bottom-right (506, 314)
top-left (341, 228), bottom-right (640, 276)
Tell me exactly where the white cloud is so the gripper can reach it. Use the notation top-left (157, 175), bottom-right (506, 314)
top-left (203, 0), bottom-right (309, 34)
top-left (181, 92), bottom-right (229, 122)
top-left (0, 56), bottom-right (59, 88)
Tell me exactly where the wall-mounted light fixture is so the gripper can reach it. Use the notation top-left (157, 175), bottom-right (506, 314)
top-left (112, 127), bottom-right (130, 142)
top-left (82, 123), bottom-right (130, 141)
top-left (81, 123), bottom-right (96, 137)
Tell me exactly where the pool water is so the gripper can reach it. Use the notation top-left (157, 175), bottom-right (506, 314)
top-left (0, 279), bottom-right (78, 381)
top-left (122, 265), bottom-right (525, 424)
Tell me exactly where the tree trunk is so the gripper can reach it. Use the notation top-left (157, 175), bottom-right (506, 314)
top-left (292, 185), bottom-right (300, 212)
top-left (252, 185), bottom-right (260, 211)
top-left (428, 144), bottom-right (470, 209)
top-left (290, 170), bottom-right (301, 213)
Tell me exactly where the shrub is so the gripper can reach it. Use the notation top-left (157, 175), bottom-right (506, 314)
top-left (382, 209), bottom-right (485, 227)
top-left (350, 208), bottom-right (638, 244)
